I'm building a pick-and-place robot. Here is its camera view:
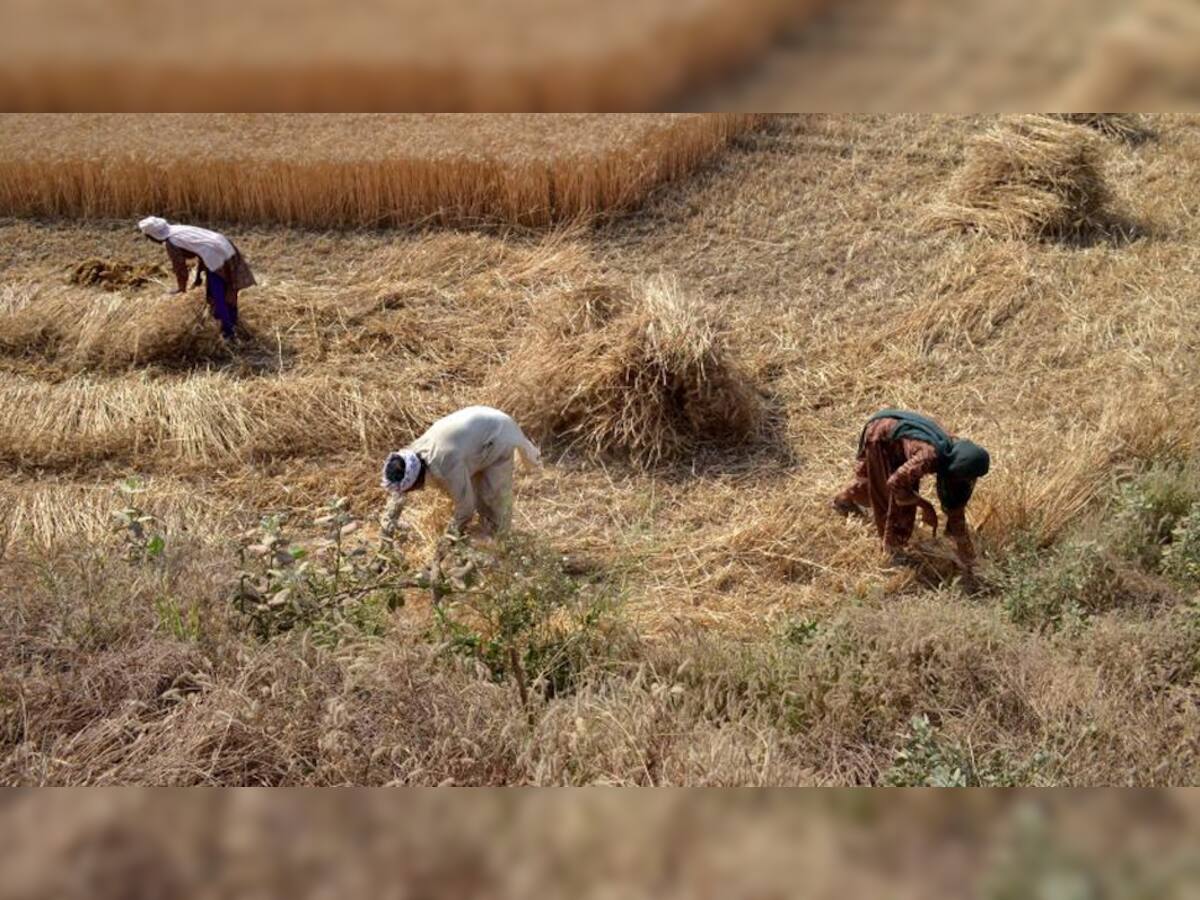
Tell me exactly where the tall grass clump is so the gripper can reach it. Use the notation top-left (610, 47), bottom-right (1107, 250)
top-left (494, 276), bottom-right (764, 466)
top-left (926, 116), bottom-right (1118, 242)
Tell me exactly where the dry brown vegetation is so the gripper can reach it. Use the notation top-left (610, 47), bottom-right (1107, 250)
top-left (1, 114), bottom-right (1200, 785)
top-left (0, 1), bottom-right (830, 112)
top-left (698, 0), bottom-right (1198, 112)
top-left (495, 276), bottom-right (764, 465)
top-left (926, 116), bottom-right (1121, 242)
top-left (1, 792), bottom-right (1198, 898)
top-left (0, 114), bottom-right (761, 227)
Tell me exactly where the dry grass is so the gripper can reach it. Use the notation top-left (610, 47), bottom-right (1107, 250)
top-left (494, 276), bottom-right (764, 465)
top-left (3, 792), bottom-right (1197, 899)
top-left (1051, 113), bottom-right (1155, 143)
top-left (68, 258), bottom-right (166, 291)
top-left (0, 285), bottom-right (227, 372)
top-left (2, 114), bottom-right (1200, 785)
top-left (0, 114), bottom-right (763, 227)
top-left (926, 116), bottom-right (1119, 241)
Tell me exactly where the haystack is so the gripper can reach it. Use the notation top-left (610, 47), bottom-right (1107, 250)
top-left (493, 276), bottom-right (763, 466)
top-left (927, 116), bottom-right (1115, 241)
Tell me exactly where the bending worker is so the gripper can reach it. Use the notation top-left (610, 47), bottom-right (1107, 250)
top-left (832, 408), bottom-right (990, 573)
top-left (138, 217), bottom-right (256, 341)
top-left (381, 406), bottom-right (542, 536)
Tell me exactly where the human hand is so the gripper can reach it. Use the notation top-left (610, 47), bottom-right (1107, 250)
top-left (919, 501), bottom-right (938, 537)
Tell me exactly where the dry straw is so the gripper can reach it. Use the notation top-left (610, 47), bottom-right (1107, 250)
top-left (926, 116), bottom-right (1116, 241)
top-left (1049, 113), bottom-right (1153, 144)
top-left (493, 276), bottom-right (764, 466)
top-left (0, 281), bottom-right (227, 372)
top-left (0, 115), bottom-right (764, 228)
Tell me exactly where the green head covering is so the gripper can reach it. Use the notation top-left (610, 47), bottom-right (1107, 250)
top-left (860, 409), bottom-right (991, 512)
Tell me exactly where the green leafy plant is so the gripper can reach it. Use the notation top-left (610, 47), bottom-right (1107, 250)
top-left (883, 714), bottom-right (1050, 787)
top-left (1111, 468), bottom-right (1200, 571)
top-left (998, 541), bottom-right (1106, 633)
top-left (110, 477), bottom-right (166, 564)
top-left (1162, 508), bottom-right (1200, 585)
top-left (432, 532), bottom-right (621, 700)
top-left (231, 499), bottom-right (418, 644)
top-left (781, 617), bottom-right (821, 647)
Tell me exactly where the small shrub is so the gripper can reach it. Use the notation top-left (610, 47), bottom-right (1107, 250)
top-left (433, 532), bottom-right (624, 699)
top-left (781, 617), bottom-right (821, 648)
top-left (1109, 466), bottom-right (1200, 572)
top-left (998, 540), bottom-right (1112, 633)
top-left (231, 499), bottom-right (417, 644)
top-left (1163, 510), bottom-right (1200, 585)
top-left (110, 477), bottom-right (167, 564)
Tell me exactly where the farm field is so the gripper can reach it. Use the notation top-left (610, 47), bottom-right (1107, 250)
top-left (0, 114), bottom-right (759, 227)
top-left (0, 0), bottom-right (826, 112)
top-left (5, 0), bottom-right (1194, 113)
top-left (2, 114), bottom-right (1200, 785)
top-left (692, 0), bottom-right (1200, 111)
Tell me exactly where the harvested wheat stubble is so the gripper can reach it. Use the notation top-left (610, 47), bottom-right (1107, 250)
top-left (887, 243), bottom-right (1039, 356)
top-left (0, 114), bottom-right (764, 228)
top-left (0, 477), bottom-right (235, 554)
top-left (925, 116), bottom-right (1118, 241)
top-left (494, 276), bottom-right (763, 466)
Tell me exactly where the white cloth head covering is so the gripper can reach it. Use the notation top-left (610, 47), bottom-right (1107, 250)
top-left (381, 450), bottom-right (422, 494)
top-left (138, 216), bottom-right (171, 241)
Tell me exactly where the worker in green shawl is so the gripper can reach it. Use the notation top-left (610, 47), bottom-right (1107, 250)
top-left (831, 409), bottom-right (991, 573)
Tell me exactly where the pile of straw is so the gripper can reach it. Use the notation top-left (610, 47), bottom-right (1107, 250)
top-left (927, 116), bottom-right (1115, 241)
top-left (1050, 113), bottom-right (1152, 144)
top-left (67, 258), bottom-right (165, 292)
top-left (0, 288), bottom-right (227, 371)
top-left (494, 276), bottom-right (763, 466)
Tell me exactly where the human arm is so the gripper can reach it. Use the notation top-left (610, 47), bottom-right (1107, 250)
top-left (945, 506), bottom-right (975, 570)
top-left (442, 464), bottom-right (477, 533)
top-left (886, 441), bottom-right (940, 537)
top-left (164, 242), bottom-right (191, 293)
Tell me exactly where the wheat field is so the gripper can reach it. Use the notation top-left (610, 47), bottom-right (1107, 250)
top-left (0, 114), bottom-right (761, 227)
top-left (1, 114), bottom-right (1200, 786)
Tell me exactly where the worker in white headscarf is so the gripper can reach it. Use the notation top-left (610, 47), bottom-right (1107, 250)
top-left (381, 406), bottom-right (542, 536)
top-left (137, 217), bottom-right (256, 341)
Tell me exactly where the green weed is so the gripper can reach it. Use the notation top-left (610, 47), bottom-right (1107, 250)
top-left (883, 714), bottom-right (1051, 787)
top-left (433, 532), bottom-right (624, 700)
